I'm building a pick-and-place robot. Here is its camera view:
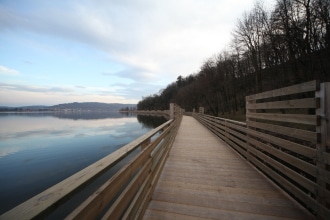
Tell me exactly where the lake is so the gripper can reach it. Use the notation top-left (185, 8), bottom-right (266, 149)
top-left (0, 112), bottom-right (167, 216)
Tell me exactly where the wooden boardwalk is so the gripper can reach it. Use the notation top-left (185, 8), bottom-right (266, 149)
top-left (143, 116), bottom-right (314, 220)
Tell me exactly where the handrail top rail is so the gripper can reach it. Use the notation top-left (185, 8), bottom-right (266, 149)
top-left (197, 113), bottom-right (246, 126)
top-left (246, 80), bottom-right (319, 101)
top-left (0, 119), bottom-right (174, 220)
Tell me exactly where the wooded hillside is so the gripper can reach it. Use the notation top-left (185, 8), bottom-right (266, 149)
top-left (137, 0), bottom-right (330, 116)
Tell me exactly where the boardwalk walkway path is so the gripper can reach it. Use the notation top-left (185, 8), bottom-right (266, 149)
top-left (143, 116), bottom-right (314, 220)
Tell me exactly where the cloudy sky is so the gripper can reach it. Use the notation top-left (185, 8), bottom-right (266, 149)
top-left (0, 0), bottom-right (274, 107)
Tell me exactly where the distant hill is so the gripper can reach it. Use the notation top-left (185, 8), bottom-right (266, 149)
top-left (51, 102), bottom-right (136, 111)
top-left (21, 105), bottom-right (49, 109)
top-left (0, 105), bottom-right (48, 109)
top-left (0, 102), bottom-right (136, 112)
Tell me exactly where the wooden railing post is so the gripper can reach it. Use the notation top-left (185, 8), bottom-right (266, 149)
top-left (170, 103), bottom-right (174, 119)
top-left (245, 96), bottom-right (256, 161)
top-left (316, 82), bottom-right (330, 216)
top-left (224, 119), bottom-right (228, 143)
top-left (199, 107), bottom-right (204, 114)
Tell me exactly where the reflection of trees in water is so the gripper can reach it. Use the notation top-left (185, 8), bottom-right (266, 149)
top-left (52, 112), bottom-right (136, 120)
top-left (0, 112), bottom-right (167, 128)
top-left (118, 112), bottom-right (136, 117)
top-left (0, 112), bottom-right (136, 120)
top-left (137, 115), bottom-right (167, 129)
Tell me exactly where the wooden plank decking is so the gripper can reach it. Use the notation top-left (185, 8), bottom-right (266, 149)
top-left (143, 116), bottom-right (314, 220)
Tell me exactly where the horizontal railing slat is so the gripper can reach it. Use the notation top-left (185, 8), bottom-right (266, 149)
top-left (122, 171), bottom-right (152, 219)
top-left (248, 144), bottom-right (330, 199)
top-left (246, 112), bottom-right (318, 125)
top-left (225, 132), bottom-right (248, 152)
top-left (246, 98), bottom-right (318, 109)
top-left (225, 137), bottom-right (248, 158)
top-left (246, 121), bottom-right (318, 143)
top-left (248, 137), bottom-right (316, 177)
top-left (102, 160), bottom-right (152, 220)
top-left (248, 153), bottom-right (330, 219)
top-left (248, 143), bottom-right (316, 192)
top-left (225, 121), bottom-right (247, 133)
top-left (199, 119), bottom-right (225, 139)
top-left (226, 127), bottom-right (247, 144)
top-left (247, 128), bottom-right (316, 159)
top-left (246, 80), bottom-right (319, 101)
top-left (197, 116), bottom-right (225, 136)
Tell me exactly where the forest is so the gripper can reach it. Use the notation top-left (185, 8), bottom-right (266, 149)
top-left (137, 0), bottom-right (330, 117)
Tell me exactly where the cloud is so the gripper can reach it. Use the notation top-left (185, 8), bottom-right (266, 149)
top-left (0, 83), bottom-right (73, 93)
top-left (107, 81), bottom-right (163, 99)
top-left (0, 80), bottom-right (161, 105)
top-left (102, 66), bottom-right (157, 82)
top-left (0, 65), bottom-right (20, 75)
top-left (0, 0), bottom-right (272, 106)
top-left (0, 0), bottom-right (258, 78)
top-left (0, 82), bottom-right (139, 106)
top-left (75, 85), bottom-right (87, 89)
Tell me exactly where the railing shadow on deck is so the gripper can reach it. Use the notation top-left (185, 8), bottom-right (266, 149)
top-left (193, 80), bottom-right (330, 220)
top-left (0, 109), bottom-right (183, 220)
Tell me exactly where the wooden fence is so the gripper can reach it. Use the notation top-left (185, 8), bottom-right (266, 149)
top-left (1, 107), bottom-right (182, 220)
top-left (129, 110), bottom-right (170, 119)
top-left (194, 80), bottom-right (330, 220)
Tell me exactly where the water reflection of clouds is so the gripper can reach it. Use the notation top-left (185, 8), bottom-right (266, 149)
top-left (0, 115), bottom-right (140, 158)
top-left (0, 146), bottom-right (20, 158)
top-left (108, 123), bottom-right (143, 140)
top-left (0, 129), bottom-right (72, 140)
top-left (0, 117), bottom-right (137, 140)
top-left (0, 138), bottom-right (51, 159)
top-left (74, 133), bottom-right (88, 138)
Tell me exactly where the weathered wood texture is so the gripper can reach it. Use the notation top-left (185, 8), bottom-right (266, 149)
top-left (194, 81), bottom-right (330, 220)
top-left (144, 116), bottom-right (313, 220)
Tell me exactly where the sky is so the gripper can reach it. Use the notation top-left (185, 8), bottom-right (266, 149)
top-left (0, 0), bottom-right (275, 107)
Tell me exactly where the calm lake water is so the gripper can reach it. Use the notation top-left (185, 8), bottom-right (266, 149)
top-left (0, 112), bottom-right (167, 215)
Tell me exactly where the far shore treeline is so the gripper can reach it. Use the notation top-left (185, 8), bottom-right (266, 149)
top-left (137, 0), bottom-right (330, 116)
top-left (0, 102), bottom-right (136, 112)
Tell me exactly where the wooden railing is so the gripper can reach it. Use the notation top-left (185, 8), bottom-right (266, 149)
top-left (194, 80), bottom-right (330, 220)
top-left (130, 110), bottom-right (170, 119)
top-left (1, 113), bottom-right (182, 219)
